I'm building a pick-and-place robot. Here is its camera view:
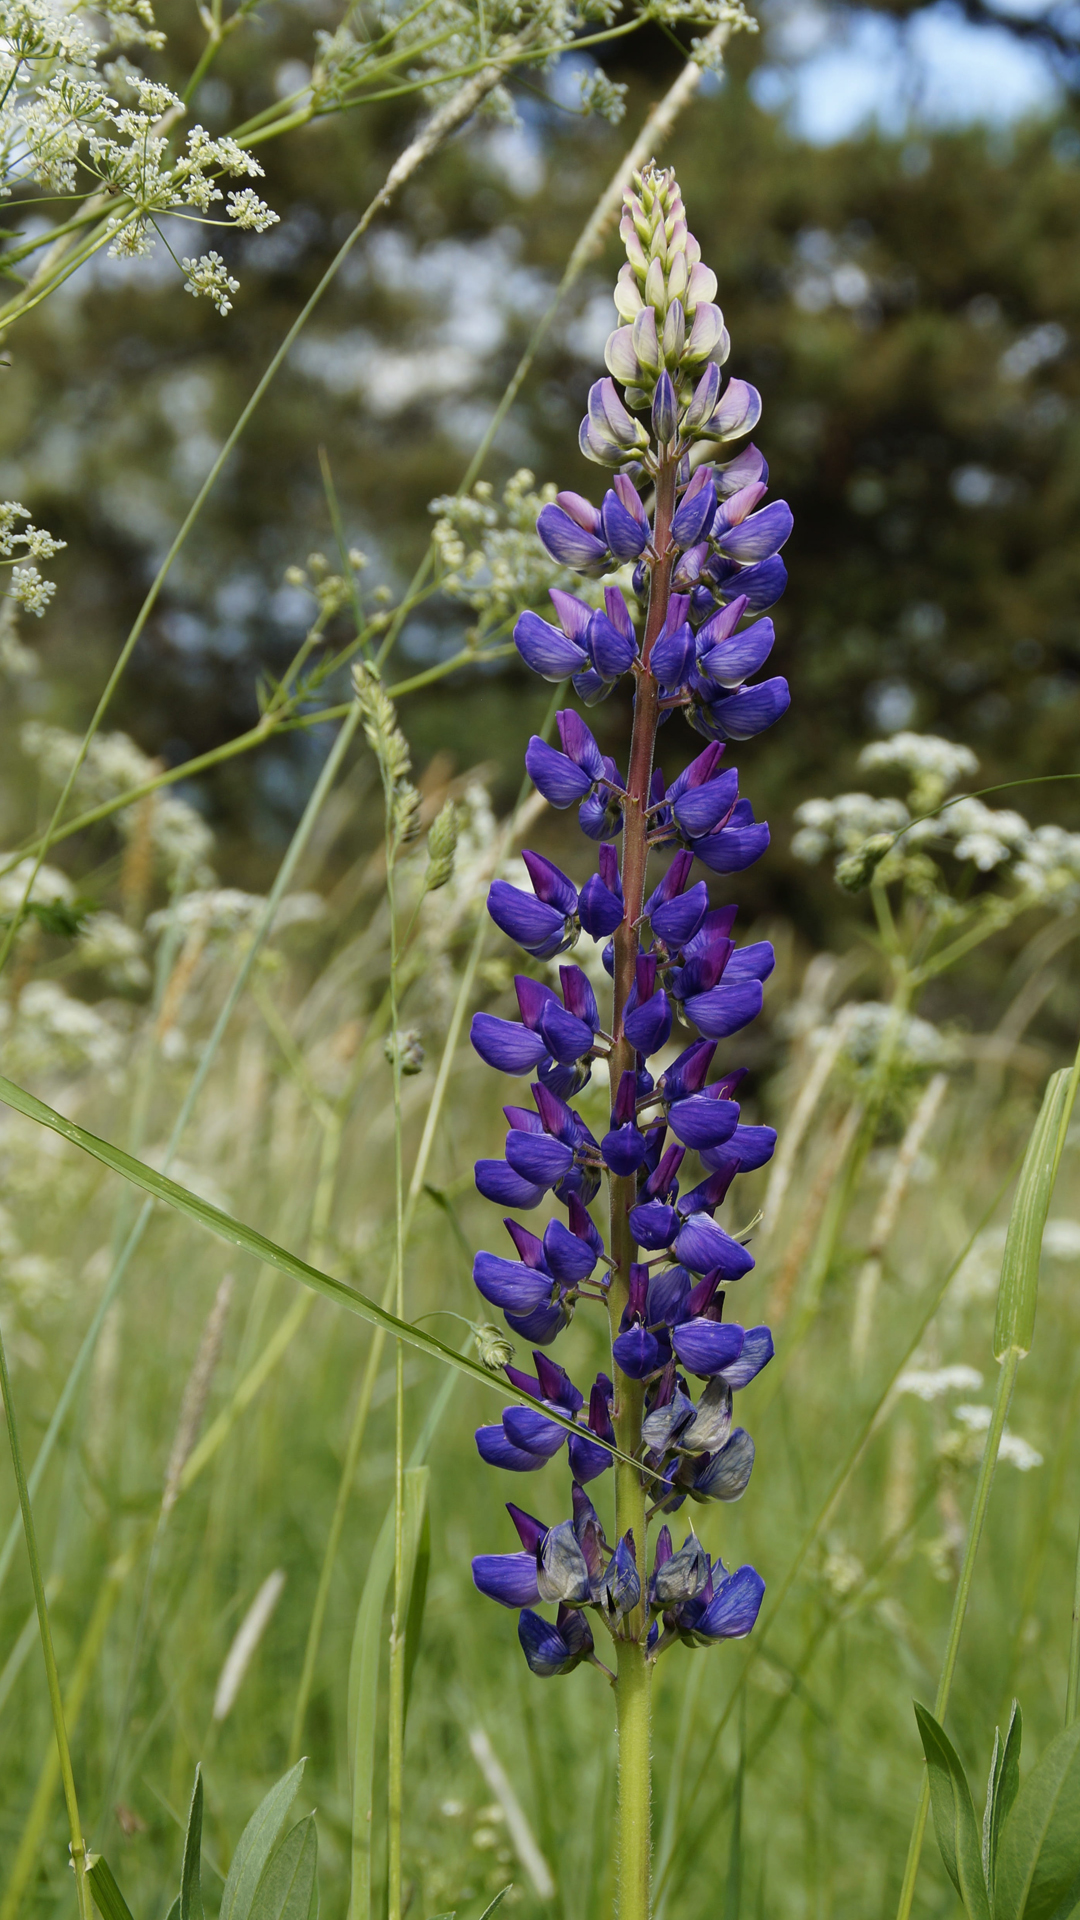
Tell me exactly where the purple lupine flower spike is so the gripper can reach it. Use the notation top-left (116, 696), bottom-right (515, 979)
top-left (471, 164), bottom-right (781, 1711)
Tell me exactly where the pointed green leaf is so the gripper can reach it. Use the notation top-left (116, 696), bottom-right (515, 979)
top-left (0, 1074), bottom-right (638, 1468)
top-left (477, 1892), bottom-right (512, 1920)
top-left (914, 1703), bottom-right (991, 1920)
top-left (181, 1765), bottom-right (205, 1920)
top-left (995, 1070), bottom-right (1074, 1360)
top-left (87, 1857), bottom-right (136, 1920)
top-left (994, 1720), bottom-right (1080, 1920)
top-left (165, 1900), bottom-right (181, 1920)
top-left (249, 1815), bottom-right (319, 1920)
top-left (403, 1470), bottom-right (430, 1721)
top-left (984, 1702), bottom-right (1023, 1892)
top-left (349, 1506), bottom-right (395, 1920)
top-left (220, 1761), bottom-right (306, 1920)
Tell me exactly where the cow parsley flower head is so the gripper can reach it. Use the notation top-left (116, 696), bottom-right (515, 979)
top-left (182, 251), bottom-right (240, 315)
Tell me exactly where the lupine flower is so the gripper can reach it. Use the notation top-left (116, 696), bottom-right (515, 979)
top-left (470, 165), bottom-right (783, 1710)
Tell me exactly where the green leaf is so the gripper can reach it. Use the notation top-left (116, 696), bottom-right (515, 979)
top-left (348, 1505), bottom-right (394, 1920)
top-left (87, 1856), bottom-right (137, 1920)
top-left (165, 1900), bottom-right (181, 1920)
top-left (994, 1720), bottom-right (1080, 1920)
top-left (914, 1703), bottom-right (991, 1920)
top-left (25, 897), bottom-right (90, 939)
top-left (0, 1073), bottom-right (638, 1469)
top-left (995, 1070), bottom-right (1075, 1360)
top-left (984, 1702), bottom-right (1023, 1892)
top-left (403, 1469), bottom-right (430, 1721)
top-left (220, 1761), bottom-right (306, 1920)
top-left (181, 1765), bottom-right (205, 1920)
top-left (477, 1892), bottom-right (512, 1920)
top-left (248, 1815), bottom-right (319, 1920)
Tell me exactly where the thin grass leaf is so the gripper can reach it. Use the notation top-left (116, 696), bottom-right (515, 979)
top-left (995, 1070), bottom-right (1074, 1360)
top-left (983, 1703), bottom-right (1022, 1891)
top-left (86, 1858), bottom-right (136, 1920)
top-left (914, 1705), bottom-right (991, 1920)
top-left (994, 1721), bottom-right (1080, 1920)
top-left (477, 1892), bottom-right (512, 1920)
top-left (220, 1762), bottom-right (306, 1920)
top-left (179, 1764), bottom-right (205, 1920)
top-left (403, 1487), bottom-right (430, 1718)
top-left (249, 1816), bottom-right (319, 1920)
top-left (348, 1503), bottom-right (394, 1920)
top-left (0, 1073), bottom-right (638, 1467)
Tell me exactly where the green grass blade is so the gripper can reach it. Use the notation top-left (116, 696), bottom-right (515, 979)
top-left (477, 1892), bottom-right (512, 1920)
top-left (403, 1482), bottom-right (430, 1720)
top-left (86, 1858), bottom-right (136, 1920)
top-left (348, 1500), bottom-right (393, 1920)
top-left (220, 1763), bottom-right (306, 1920)
top-left (995, 1070), bottom-right (1075, 1359)
top-left (181, 1765), bottom-right (205, 1920)
top-left (0, 1072), bottom-right (638, 1465)
top-left (984, 1703), bottom-right (1023, 1891)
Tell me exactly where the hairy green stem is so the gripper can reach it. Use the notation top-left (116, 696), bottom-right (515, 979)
top-left (0, 1314), bottom-right (91, 1919)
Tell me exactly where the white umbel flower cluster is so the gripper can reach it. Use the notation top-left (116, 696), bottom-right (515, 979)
top-left (793, 730), bottom-right (1080, 909)
top-left (0, 500), bottom-right (65, 618)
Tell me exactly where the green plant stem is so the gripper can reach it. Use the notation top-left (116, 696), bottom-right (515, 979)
top-left (384, 795), bottom-right (408, 1920)
top-left (893, 1345), bottom-right (1021, 1920)
top-left (0, 1314), bottom-right (91, 1920)
top-left (615, 1636), bottom-right (653, 1920)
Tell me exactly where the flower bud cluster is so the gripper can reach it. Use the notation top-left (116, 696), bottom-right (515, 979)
top-left (469, 166), bottom-right (783, 1680)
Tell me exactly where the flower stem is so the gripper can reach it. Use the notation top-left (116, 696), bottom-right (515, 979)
top-left (0, 1314), bottom-right (91, 1920)
top-left (607, 457), bottom-right (677, 1920)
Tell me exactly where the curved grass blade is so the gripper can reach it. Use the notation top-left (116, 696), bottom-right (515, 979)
top-left (86, 1858), bottom-right (136, 1920)
top-left (0, 1073), bottom-right (637, 1467)
top-left (220, 1762), bottom-right (306, 1920)
top-left (181, 1765), bottom-right (206, 1920)
top-left (913, 1705), bottom-right (990, 1920)
top-left (248, 1816), bottom-right (319, 1920)
top-left (984, 1702), bottom-right (1022, 1891)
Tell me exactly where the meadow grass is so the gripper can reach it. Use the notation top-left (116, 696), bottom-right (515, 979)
top-left (0, 787), bottom-right (1076, 1919)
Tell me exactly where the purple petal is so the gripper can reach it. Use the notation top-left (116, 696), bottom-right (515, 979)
top-left (601, 491), bottom-right (649, 562)
top-left (698, 618), bottom-right (775, 690)
top-left (716, 556), bottom-right (787, 615)
top-left (718, 1325), bottom-right (774, 1389)
top-left (542, 1218), bottom-right (598, 1285)
top-left (715, 500), bottom-right (793, 563)
top-left (704, 678), bottom-right (791, 742)
top-left (502, 1405), bottom-right (568, 1458)
top-left (690, 824), bottom-right (771, 876)
top-left (650, 621), bottom-right (695, 688)
top-left (557, 709), bottom-right (605, 778)
top-left (667, 1093), bottom-right (740, 1151)
top-left (623, 990), bottom-right (673, 1056)
top-left (589, 611), bottom-right (638, 679)
top-left (671, 469), bottom-right (717, 549)
top-left (505, 1132), bottom-right (575, 1187)
top-left (472, 1552), bottom-right (541, 1608)
top-left (537, 504), bottom-right (609, 570)
top-left (537, 1002), bottom-right (595, 1066)
top-left (514, 610), bottom-right (589, 679)
top-left (724, 942), bottom-right (776, 983)
top-left (692, 1430), bottom-right (756, 1502)
top-left (476, 1426), bottom-right (546, 1471)
top-left (525, 737), bottom-right (591, 808)
top-left (473, 1252), bottom-right (554, 1314)
top-left (650, 882), bottom-right (709, 948)
top-left (628, 1200), bottom-right (679, 1251)
top-left (647, 1264), bottom-right (692, 1327)
top-left (471, 1013), bottom-right (549, 1075)
top-left (672, 768), bottom-right (739, 839)
top-left (567, 1431), bottom-right (613, 1482)
top-left (674, 1215), bottom-right (755, 1279)
top-left (474, 1160), bottom-right (545, 1209)
top-left (708, 378), bottom-right (762, 441)
top-left (700, 1123), bottom-right (777, 1176)
top-left (612, 1325), bottom-right (661, 1379)
top-left (578, 874), bottom-right (624, 938)
top-left (487, 881), bottom-right (568, 955)
top-left (504, 1300), bottom-right (567, 1345)
top-left (699, 1564), bottom-right (765, 1637)
top-left (602, 1123), bottom-right (649, 1176)
top-left (672, 1319), bottom-right (746, 1377)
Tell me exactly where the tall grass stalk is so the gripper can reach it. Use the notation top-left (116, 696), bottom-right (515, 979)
top-left (0, 1313), bottom-right (90, 1920)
